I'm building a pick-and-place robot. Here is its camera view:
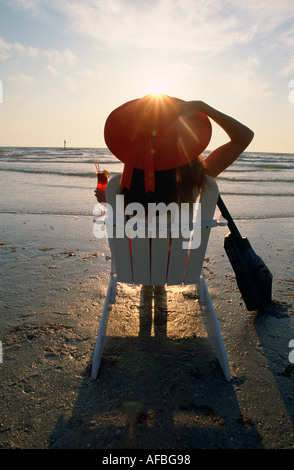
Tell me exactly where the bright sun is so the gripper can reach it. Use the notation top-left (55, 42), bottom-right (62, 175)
top-left (150, 80), bottom-right (166, 95)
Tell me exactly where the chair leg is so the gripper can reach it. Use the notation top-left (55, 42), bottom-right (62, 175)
top-left (199, 275), bottom-right (206, 306)
top-left (200, 273), bottom-right (231, 382)
top-left (91, 274), bottom-right (117, 380)
top-left (110, 276), bottom-right (117, 304)
top-left (110, 259), bottom-right (117, 304)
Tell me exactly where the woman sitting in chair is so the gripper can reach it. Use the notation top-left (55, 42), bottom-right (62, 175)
top-left (95, 94), bottom-right (254, 207)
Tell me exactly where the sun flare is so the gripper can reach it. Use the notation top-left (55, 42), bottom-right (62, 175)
top-left (150, 80), bottom-right (166, 96)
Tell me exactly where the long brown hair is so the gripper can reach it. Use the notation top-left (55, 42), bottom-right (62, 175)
top-left (119, 156), bottom-right (205, 209)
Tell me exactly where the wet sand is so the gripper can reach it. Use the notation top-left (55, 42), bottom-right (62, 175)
top-left (0, 213), bottom-right (293, 449)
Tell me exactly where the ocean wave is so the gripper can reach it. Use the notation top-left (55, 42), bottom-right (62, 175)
top-left (1, 166), bottom-right (293, 187)
top-left (0, 167), bottom-right (101, 178)
top-left (219, 191), bottom-right (294, 197)
top-left (0, 158), bottom-right (121, 165)
top-left (1, 148), bottom-right (294, 171)
top-left (0, 209), bottom-right (92, 217)
top-left (248, 163), bottom-right (294, 170)
top-left (0, 147), bottom-right (114, 163)
top-left (224, 166), bottom-right (294, 173)
top-left (0, 208), bottom-right (293, 220)
top-left (218, 176), bottom-right (294, 183)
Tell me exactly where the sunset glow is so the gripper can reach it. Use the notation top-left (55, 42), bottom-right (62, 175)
top-left (0, 1), bottom-right (293, 152)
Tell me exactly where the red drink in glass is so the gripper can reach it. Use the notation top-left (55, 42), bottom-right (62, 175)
top-left (96, 170), bottom-right (109, 202)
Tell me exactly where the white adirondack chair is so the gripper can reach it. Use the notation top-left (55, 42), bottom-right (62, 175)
top-left (91, 174), bottom-right (231, 381)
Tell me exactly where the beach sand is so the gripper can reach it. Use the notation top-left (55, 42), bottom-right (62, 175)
top-left (0, 212), bottom-right (293, 449)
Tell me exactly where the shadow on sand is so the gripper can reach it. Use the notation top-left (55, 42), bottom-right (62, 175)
top-left (254, 299), bottom-right (294, 428)
top-left (49, 285), bottom-right (266, 449)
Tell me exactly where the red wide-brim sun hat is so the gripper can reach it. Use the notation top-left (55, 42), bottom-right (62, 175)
top-left (104, 94), bottom-right (212, 193)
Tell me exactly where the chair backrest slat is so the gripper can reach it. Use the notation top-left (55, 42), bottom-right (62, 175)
top-left (108, 235), bottom-right (133, 283)
top-left (150, 234), bottom-right (171, 286)
top-left (165, 236), bottom-right (186, 285)
top-left (105, 175), bottom-right (133, 283)
top-left (184, 177), bottom-right (219, 284)
top-left (131, 236), bottom-right (151, 284)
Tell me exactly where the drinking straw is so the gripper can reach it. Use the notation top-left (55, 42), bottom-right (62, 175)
top-left (94, 159), bottom-right (100, 172)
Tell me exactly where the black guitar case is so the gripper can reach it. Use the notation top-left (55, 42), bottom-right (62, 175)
top-left (217, 196), bottom-right (273, 311)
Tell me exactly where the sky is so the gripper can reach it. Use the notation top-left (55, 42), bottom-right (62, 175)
top-left (0, 0), bottom-right (293, 152)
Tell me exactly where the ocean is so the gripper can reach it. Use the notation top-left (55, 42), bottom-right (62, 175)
top-left (0, 147), bottom-right (293, 220)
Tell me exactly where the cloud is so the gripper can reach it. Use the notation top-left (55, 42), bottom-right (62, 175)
top-left (0, 37), bottom-right (11, 60)
top-left (221, 56), bottom-right (273, 101)
top-left (46, 64), bottom-right (59, 77)
top-left (3, 0), bottom-right (294, 63)
top-left (79, 68), bottom-right (97, 79)
top-left (12, 42), bottom-right (39, 58)
top-left (5, 0), bottom-right (294, 52)
top-left (55, 0), bottom-right (250, 54)
top-left (64, 76), bottom-right (78, 93)
top-left (280, 56), bottom-right (294, 78)
top-left (3, 0), bottom-right (294, 88)
top-left (4, 0), bottom-right (49, 18)
top-left (7, 73), bottom-right (35, 84)
top-left (42, 48), bottom-right (78, 69)
top-left (36, 0), bottom-right (292, 57)
top-left (0, 35), bottom-right (80, 95)
top-left (0, 35), bottom-right (78, 70)
top-left (1, 0), bottom-right (259, 54)
top-left (276, 26), bottom-right (294, 77)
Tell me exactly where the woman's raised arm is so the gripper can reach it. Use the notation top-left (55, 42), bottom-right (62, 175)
top-left (180, 100), bottom-right (254, 178)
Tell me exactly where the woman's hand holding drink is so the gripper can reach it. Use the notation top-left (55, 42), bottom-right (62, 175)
top-left (94, 160), bottom-right (109, 203)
